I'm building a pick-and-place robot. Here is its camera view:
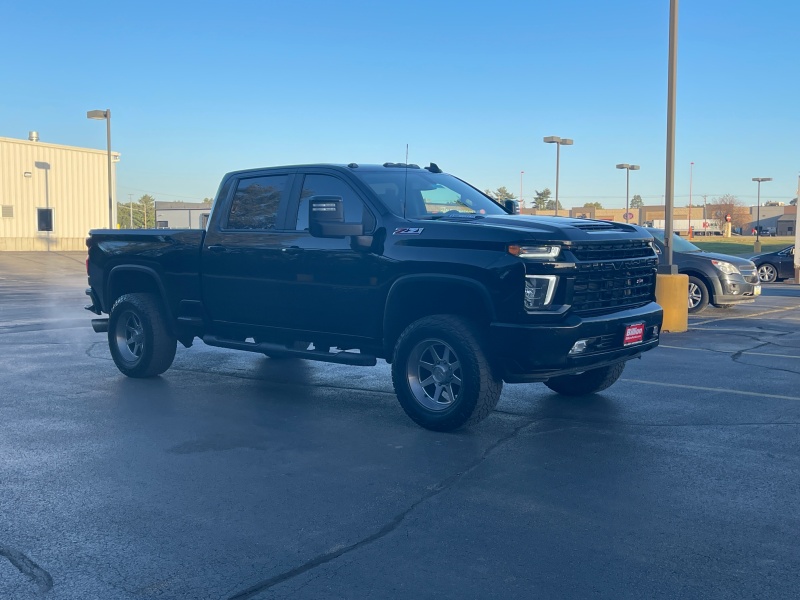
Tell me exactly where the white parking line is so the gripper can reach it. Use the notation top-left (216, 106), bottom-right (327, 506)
top-left (658, 345), bottom-right (800, 359)
top-left (691, 305), bottom-right (799, 326)
top-left (621, 378), bottom-right (800, 402)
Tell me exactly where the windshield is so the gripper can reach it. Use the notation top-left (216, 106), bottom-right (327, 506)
top-left (353, 169), bottom-right (507, 219)
top-left (647, 228), bottom-right (701, 252)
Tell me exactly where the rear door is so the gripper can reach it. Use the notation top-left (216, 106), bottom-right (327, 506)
top-left (201, 170), bottom-right (297, 328)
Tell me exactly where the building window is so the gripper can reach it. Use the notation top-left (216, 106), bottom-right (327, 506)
top-left (156, 220), bottom-right (169, 228)
top-left (1, 205), bottom-right (13, 218)
top-left (37, 208), bottom-right (53, 232)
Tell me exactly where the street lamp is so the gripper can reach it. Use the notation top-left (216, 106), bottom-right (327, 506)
top-left (615, 163), bottom-right (640, 223)
top-left (688, 162), bottom-right (694, 238)
top-left (87, 109), bottom-right (113, 229)
top-left (752, 177), bottom-right (772, 246)
top-left (543, 136), bottom-right (573, 215)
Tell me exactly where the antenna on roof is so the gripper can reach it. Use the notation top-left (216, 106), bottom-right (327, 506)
top-left (403, 144), bottom-right (409, 219)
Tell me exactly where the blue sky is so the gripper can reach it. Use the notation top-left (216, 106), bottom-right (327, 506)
top-left (2, 0), bottom-right (798, 208)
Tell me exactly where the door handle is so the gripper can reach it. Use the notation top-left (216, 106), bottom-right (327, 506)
top-left (207, 245), bottom-right (227, 253)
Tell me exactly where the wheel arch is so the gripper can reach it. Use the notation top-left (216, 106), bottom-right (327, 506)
top-left (106, 265), bottom-right (175, 324)
top-left (680, 268), bottom-right (719, 300)
top-left (382, 275), bottom-right (496, 360)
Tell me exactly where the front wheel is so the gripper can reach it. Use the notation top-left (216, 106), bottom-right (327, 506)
top-left (688, 276), bottom-right (709, 314)
top-left (391, 315), bottom-right (502, 432)
top-left (544, 362), bottom-right (626, 396)
top-left (108, 293), bottom-right (177, 378)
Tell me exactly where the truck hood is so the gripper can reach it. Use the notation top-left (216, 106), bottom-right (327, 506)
top-left (416, 215), bottom-right (650, 241)
top-left (679, 250), bottom-right (755, 268)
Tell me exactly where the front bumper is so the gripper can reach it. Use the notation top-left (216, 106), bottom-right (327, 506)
top-left (712, 275), bottom-right (761, 305)
top-left (490, 302), bottom-right (663, 383)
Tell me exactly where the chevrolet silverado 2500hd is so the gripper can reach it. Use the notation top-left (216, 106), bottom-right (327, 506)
top-left (86, 162), bottom-right (663, 431)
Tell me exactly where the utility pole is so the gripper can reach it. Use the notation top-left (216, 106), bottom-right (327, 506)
top-left (661, 0), bottom-right (679, 274)
top-left (795, 175), bottom-right (800, 282)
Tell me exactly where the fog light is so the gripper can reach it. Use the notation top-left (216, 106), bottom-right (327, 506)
top-left (524, 275), bottom-right (557, 310)
top-left (569, 339), bottom-right (588, 354)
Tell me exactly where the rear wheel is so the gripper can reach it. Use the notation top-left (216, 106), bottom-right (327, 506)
top-left (757, 263), bottom-right (778, 283)
top-left (688, 276), bottom-right (709, 314)
top-left (391, 315), bottom-right (502, 432)
top-left (544, 362), bottom-right (625, 396)
top-left (108, 293), bottom-right (177, 377)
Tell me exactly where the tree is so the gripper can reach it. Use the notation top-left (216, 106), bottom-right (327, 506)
top-left (138, 194), bottom-right (156, 228)
top-left (487, 187), bottom-right (516, 202)
top-left (707, 194), bottom-right (750, 231)
top-left (583, 202), bottom-right (603, 209)
top-left (545, 198), bottom-right (563, 211)
top-left (116, 194), bottom-right (156, 229)
top-left (630, 194), bottom-right (644, 209)
top-left (791, 197), bottom-right (797, 206)
top-left (533, 188), bottom-right (551, 210)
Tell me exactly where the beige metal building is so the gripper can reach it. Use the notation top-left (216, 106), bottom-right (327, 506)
top-left (0, 133), bottom-right (119, 251)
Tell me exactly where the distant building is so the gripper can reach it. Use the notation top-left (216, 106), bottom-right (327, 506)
top-left (155, 201), bottom-right (212, 229)
top-left (0, 133), bottom-right (119, 251)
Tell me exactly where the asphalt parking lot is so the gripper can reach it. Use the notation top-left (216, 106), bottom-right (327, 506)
top-left (1, 252), bottom-right (799, 600)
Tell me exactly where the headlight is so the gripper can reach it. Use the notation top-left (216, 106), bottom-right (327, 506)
top-left (524, 275), bottom-right (557, 310)
top-left (508, 244), bottom-right (560, 259)
top-left (711, 260), bottom-right (739, 275)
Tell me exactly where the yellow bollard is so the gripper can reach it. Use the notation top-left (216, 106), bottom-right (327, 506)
top-left (655, 274), bottom-right (689, 333)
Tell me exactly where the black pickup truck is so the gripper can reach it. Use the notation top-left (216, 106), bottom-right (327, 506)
top-left (86, 162), bottom-right (663, 431)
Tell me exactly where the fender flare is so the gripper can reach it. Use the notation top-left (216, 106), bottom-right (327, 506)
top-left (106, 264), bottom-right (175, 323)
top-left (383, 274), bottom-right (496, 342)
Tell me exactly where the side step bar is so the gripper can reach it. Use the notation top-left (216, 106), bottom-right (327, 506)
top-left (202, 335), bottom-right (377, 366)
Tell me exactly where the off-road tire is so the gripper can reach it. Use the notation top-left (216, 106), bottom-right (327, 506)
top-left (391, 315), bottom-right (502, 432)
top-left (108, 293), bottom-right (177, 378)
top-left (688, 276), bottom-right (709, 314)
top-left (544, 362), bottom-right (626, 396)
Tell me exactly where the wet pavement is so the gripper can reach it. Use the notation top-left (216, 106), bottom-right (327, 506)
top-left (1, 252), bottom-right (799, 599)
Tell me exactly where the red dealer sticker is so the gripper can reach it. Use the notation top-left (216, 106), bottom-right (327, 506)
top-left (623, 323), bottom-right (645, 346)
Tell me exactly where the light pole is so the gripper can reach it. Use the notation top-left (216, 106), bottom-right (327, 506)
top-left (615, 163), bottom-right (640, 223)
top-left (752, 177), bottom-right (772, 250)
top-left (520, 170), bottom-right (524, 208)
top-left (543, 136), bottom-right (573, 215)
top-left (87, 109), bottom-right (113, 229)
top-left (688, 161), bottom-right (694, 238)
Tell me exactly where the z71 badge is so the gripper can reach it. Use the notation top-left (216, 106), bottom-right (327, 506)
top-left (393, 227), bottom-right (424, 235)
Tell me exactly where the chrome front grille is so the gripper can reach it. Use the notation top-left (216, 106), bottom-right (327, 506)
top-left (739, 267), bottom-right (759, 284)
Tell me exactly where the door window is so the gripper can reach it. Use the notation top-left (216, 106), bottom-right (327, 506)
top-left (227, 175), bottom-right (289, 230)
top-left (296, 174), bottom-right (373, 231)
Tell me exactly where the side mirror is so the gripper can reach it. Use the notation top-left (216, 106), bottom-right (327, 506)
top-left (504, 199), bottom-right (520, 214)
top-left (308, 196), bottom-right (364, 238)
